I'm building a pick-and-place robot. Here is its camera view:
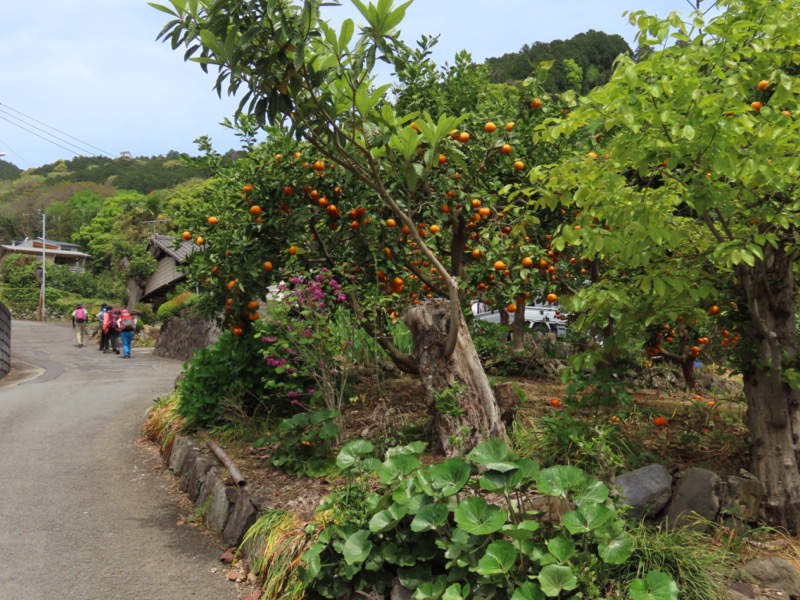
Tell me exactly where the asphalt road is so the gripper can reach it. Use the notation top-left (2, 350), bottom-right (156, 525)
top-left (0, 320), bottom-right (242, 600)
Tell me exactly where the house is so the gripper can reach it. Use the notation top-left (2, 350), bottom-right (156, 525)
top-left (0, 237), bottom-right (90, 273)
top-left (135, 235), bottom-right (199, 307)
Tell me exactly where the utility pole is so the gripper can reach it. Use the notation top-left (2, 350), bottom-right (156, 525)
top-left (38, 213), bottom-right (46, 321)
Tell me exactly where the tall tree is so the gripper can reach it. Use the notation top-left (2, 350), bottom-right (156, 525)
top-left (538, 0), bottom-right (800, 530)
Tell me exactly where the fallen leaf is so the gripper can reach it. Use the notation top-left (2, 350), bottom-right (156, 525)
top-left (227, 570), bottom-right (238, 581)
top-left (220, 548), bottom-right (236, 564)
top-left (176, 517), bottom-right (186, 526)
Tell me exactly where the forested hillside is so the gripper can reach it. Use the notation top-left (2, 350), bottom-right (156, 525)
top-left (485, 30), bottom-right (633, 93)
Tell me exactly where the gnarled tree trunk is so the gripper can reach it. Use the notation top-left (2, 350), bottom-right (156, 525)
top-left (738, 245), bottom-right (800, 532)
top-left (403, 302), bottom-right (508, 456)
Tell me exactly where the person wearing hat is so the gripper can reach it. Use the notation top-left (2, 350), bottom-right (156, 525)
top-left (71, 303), bottom-right (89, 348)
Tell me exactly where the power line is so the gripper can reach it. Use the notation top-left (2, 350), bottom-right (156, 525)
top-left (0, 134), bottom-right (32, 168)
top-left (0, 102), bottom-right (116, 160)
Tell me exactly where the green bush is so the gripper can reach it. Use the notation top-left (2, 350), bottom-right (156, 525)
top-left (133, 302), bottom-right (155, 325)
top-left (156, 291), bottom-right (196, 322)
top-left (178, 330), bottom-right (272, 428)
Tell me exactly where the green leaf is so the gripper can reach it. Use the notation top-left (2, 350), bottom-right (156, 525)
top-left (442, 583), bottom-right (470, 600)
top-left (629, 571), bottom-right (679, 600)
top-left (545, 536), bottom-right (576, 563)
top-left (476, 540), bottom-right (517, 575)
top-left (511, 582), bottom-right (545, 600)
top-left (501, 520), bottom-right (541, 541)
top-left (336, 440), bottom-right (374, 469)
top-left (562, 504), bottom-right (615, 534)
top-left (466, 438), bottom-right (518, 472)
top-left (413, 576), bottom-right (447, 600)
top-left (318, 422), bottom-right (339, 439)
top-left (342, 530), bottom-right (373, 565)
top-left (429, 458), bottom-right (472, 496)
top-left (453, 496), bottom-right (507, 535)
top-left (598, 530), bottom-right (634, 564)
top-left (368, 503), bottom-right (408, 533)
top-left (410, 503), bottom-right (450, 532)
top-left (536, 465), bottom-right (586, 498)
top-left (538, 564), bottom-right (578, 597)
top-left (379, 453), bottom-right (421, 484)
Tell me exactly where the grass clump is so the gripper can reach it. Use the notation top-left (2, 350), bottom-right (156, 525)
top-left (142, 391), bottom-right (185, 455)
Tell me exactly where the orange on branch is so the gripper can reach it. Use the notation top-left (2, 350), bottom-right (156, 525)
top-left (207, 216), bottom-right (219, 225)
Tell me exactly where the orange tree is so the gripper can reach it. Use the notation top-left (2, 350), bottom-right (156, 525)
top-left (534, 0), bottom-right (800, 530)
top-left (153, 0), bottom-right (575, 454)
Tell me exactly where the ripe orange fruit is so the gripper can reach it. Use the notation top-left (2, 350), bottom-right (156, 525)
top-left (440, 203), bottom-right (451, 214)
top-left (504, 122), bottom-right (515, 132)
top-left (227, 279), bottom-right (236, 291)
top-left (506, 303), bottom-right (517, 313)
top-left (708, 305), bottom-right (721, 315)
top-left (429, 224), bottom-right (441, 234)
top-left (522, 257), bottom-right (534, 268)
top-left (587, 152), bottom-right (598, 159)
top-left (207, 216), bottom-right (219, 225)
top-left (529, 98), bottom-right (542, 109)
top-left (478, 207), bottom-right (491, 218)
top-left (288, 245), bottom-right (298, 255)
top-left (410, 122), bottom-right (420, 131)
top-left (751, 101), bottom-right (763, 112)
top-left (247, 300), bottom-right (259, 310)
top-left (471, 198), bottom-right (481, 208)
top-left (484, 122), bottom-right (497, 133)
top-left (471, 248), bottom-right (483, 259)
top-left (493, 260), bottom-right (507, 271)
top-left (293, 151), bottom-right (302, 159)
top-left (195, 236), bottom-right (205, 245)
top-left (313, 160), bottom-right (325, 171)
top-left (386, 218), bottom-right (397, 228)
top-left (249, 205), bottom-right (262, 216)
top-left (691, 345), bottom-right (701, 357)
top-left (458, 131), bottom-right (470, 143)
top-left (283, 186), bottom-right (293, 195)
top-left (757, 79), bottom-right (770, 91)
top-left (242, 184), bottom-right (253, 194)
top-left (438, 154), bottom-right (447, 165)
top-left (513, 160), bottom-right (525, 171)
top-left (550, 398), bottom-right (562, 407)
top-left (653, 416), bottom-right (669, 427)
top-left (181, 231), bottom-right (191, 241)
top-left (274, 153), bottom-right (282, 161)
top-left (546, 293), bottom-right (558, 304)
top-left (263, 261), bottom-right (273, 271)
top-left (500, 143), bottom-right (513, 155)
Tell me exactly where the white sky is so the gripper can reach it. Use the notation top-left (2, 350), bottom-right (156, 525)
top-left (0, 1), bottom-right (706, 170)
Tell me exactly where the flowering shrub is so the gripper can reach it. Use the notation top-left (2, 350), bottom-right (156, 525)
top-left (258, 269), bottom-right (352, 424)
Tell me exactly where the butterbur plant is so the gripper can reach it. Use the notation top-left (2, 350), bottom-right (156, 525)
top-left (300, 438), bottom-right (678, 599)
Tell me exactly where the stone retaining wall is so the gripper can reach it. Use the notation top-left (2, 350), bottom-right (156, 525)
top-left (154, 313), bottom-right (220, 362)
top-left (0, 302), bottom-right (11, 377)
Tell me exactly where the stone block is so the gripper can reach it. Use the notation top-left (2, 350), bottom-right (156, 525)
top-left (721, 475), bottom-right (764, 522)
top-left (179, 454), bottom-right (216, 502)
top-left (741, 557), bottom-right (800, 597)
top-left (197, 467), bottom-right (225, 507)
top-left (206, 480), bottom-right (234, 533)
top-left (168, 435), bottom-right (195, 475)
top-left (222, 489), bottom-right (259, 547)
top-left (665, 467), bottom-right (721, 529)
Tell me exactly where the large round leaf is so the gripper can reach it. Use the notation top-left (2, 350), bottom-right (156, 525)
top-left (379, 453), bottom-right (421, 484)
top-left (410, 503), bottom-right (450, 533)
top-left (475, 540), bottom-right (517, 575)
top-left (368, 503), bottom-right (409, 533)
top-left (453, 496), bottom-right (507, 535)
top-left (430, 458), bottom-right (472, 496)
top-left (336, 440), bottom-right (375, 469)
top-left (511, 582), bottom-right (545, 600)
top-left (598, 530), bottom-right (634, 565)
top-left (343, 529), bottom-right (373, 565)
top-left (538, 564), bottom-right (578, 597)
top-left (535, 465), bottom-right (585, 498)
top-left (467, 438), bottom-right (519, 472)
top-left (562, 504), bottom-right (615, 535)
top-left (545, 535), bottom-right (576, 563)
top-left (628, 571), bottom-right (679, 600)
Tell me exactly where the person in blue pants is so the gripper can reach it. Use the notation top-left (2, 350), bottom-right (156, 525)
top-left (118, 308), bottom-right (137, 358)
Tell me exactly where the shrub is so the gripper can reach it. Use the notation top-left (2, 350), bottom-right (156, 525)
top-left (133, 302), bottom-right (155, 325)
top-left (156, 291), bottom-right (196, 322)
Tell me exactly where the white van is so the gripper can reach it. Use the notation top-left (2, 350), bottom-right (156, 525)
top-left (472, 303), bottom-right (568, 338)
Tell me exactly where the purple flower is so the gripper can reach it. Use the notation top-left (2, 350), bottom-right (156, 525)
top-left (262, 336), bottom-right (277, 343)
top-left (290, 399), bottom-right (300, 406)
top-left (287, 391), bottom-right (300, 398)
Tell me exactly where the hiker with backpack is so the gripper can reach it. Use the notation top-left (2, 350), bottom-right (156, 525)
top-left (96, 304), bottom-right (110, 352)
top-left (107, 307), bottom-right (122, 355)
top-left (118, 308), bottom-right (137, 358)
top-left (71, 303), bottom-right (89, 348)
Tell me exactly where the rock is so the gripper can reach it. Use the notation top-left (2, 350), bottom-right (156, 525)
top-left (197, 467), bottom-right (225, 507)
top-left (741, 557), bottom-right (800, 597)
top-left (168, 436), bottom-right (195, 475)
top-left (206, 480), bottom-right (234, 533)
top-left (664, 467), bottom-right (721, 529)
top-left (729, 581), bottom-right (756, 599)
top-left (614, 464), bottom-right (673, 519)
top-left (154, 314), bottom-right (220, 362)
top-left (721, 475), bottom-right (764, 522)
top-left (222, 489), bottom-right (260, 547)
top-left (179, 454), bottom-right (216, 502)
